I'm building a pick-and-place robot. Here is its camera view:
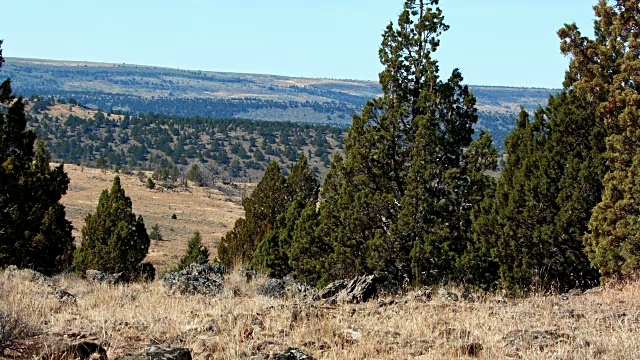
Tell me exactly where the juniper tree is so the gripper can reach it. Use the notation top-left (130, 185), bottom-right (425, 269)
top-left (73, 176), bottom-right (150, 275)
top-left (172, 231), bottom-right (209, 272)
top-left (560, 0), bottom-right (640, 281)
top-left (314, 0), bottom-right (486, 284)
top-left (218, 161), bottom-right (288, 267)
top-left (253, 155), bottom-right (319, 277)
top-left (0, 41), bottom-right (75, 275)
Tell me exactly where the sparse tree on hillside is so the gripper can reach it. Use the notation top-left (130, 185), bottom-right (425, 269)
top-left (73, 176), bottom-right (151, 276)
top-left (172, 231), bottom-right (209, 272)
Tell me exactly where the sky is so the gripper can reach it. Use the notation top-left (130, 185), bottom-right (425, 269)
top-left (1, 1), bottom-right (596, 88)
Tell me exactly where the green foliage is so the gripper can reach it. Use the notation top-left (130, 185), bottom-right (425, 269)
top-left (559, 0), bottom-right (640, 281)
top-left (0, 42), bottom-right (75, 275)
top-left (172, 231), bottom-right (209, 272)
top-left (73, 176), bottom-right (150, 276)
top-left (471, 87), bottom-right (605, 292)
top-left (311, 0), bottom-right (490, 286)
top-left (149, 224), bottom-right (162, 241)
top-left (146, 177), bottom-right (155, 189)
top-left (218, 161), bottom-right (288, 267)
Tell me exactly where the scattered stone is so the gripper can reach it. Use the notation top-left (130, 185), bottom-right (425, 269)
top-left (341, 328), bottom-right (363, 342)
top-left (52, 288), bottom-right (76, 303)
top-left (160, 263), bottom-right (225, 296)
top-left (4, 265), bottom-right (54, 286)
top-left (438, 288), bottom-right (459, 302)
top-left (39, 341), bottom-right (107, 360)
top-left (502, 330), bottom-right (572, 351)
top-left (115, 346), bottom-right (192, 360)
top-left (86, 269), bottom-right (128, 285)
top-left (406, 287), bottom-right (433, 303)
top-left (272, 348), bottom-right (314, 360)
top-left (256, 278), bottom-right (286, 298)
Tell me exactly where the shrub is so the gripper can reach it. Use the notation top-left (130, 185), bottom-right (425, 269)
top-left (0, 308), bottom-right (39, 355)
top-left (172, 232), bottom-right (209, 272)
top-left (73, 176), bottom-right (150, 276)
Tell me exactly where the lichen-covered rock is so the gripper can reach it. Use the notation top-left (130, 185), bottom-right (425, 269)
top-left (256, 278), bottom-right (286, 298)
top-left (86, 269), bottom-right (128, 285)
top-left (115, 347), bottom-right (191, 360)
top-left (317, 279), bottom-right (348, 300)
top-left (160, 263), bottom-right (226, 295)
top-left (39, 341), bottom-right (107, 360)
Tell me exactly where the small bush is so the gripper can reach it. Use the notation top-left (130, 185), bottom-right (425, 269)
top-left (149, 224), bottom-right (163, 241)
top-left (171, 213), bottom-right (177, 220)
top-left (0, 309), bottom-right (40, 355)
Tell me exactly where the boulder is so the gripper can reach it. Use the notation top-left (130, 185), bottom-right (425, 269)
top-left (39, 341), bottom-right (107, 360)
top-left (319, 274), bottom-right (383, 304)
top-left (115, 347), bottom-right (191, 360)
top-left (502, 330), bottom-right (572, 351)
top-left (86, 270), bottom-right (129, 285)
top-left (4, 265), bottom-right (54, 286)
top-left (160, 263), bottom-right (225, 295)
top-left (317, 279), bottom-right (348, 300)
top-left (256, 278), bottom-right (286, 298)
top-left (52, 288), bottom-right (77, 303)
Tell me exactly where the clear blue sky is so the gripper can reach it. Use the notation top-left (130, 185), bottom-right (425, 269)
top-left (1, 1), bottom-right (595, 88)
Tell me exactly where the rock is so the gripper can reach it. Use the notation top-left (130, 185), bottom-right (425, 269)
top-left (116, 347), bottom-right (192, 360)
top-left (4, 265), bottom-right (54, 286)
top-left (52, 288), bottom-right (76, 303)
top-left (272, 348), bottom-right (314, 360)
top-left (283, 276), bottom-right (317, 301)
top-left (319, 274), bottom-right (382, 304)
top-left (160, 263), bottom-right (225, 296)
top-left (256, 278), bottom-right (286, 298)
top-left (317, 279), bottom-right (349, 300)
top-left (342, 328), bottom-right (363, 342)
top-left (406, 287), bottom-right (433, 303)
top-left (86, 269), bottom-right (129, 285)
top-left (502, 330), bottom-right (571, 351)
top-left (39, 341), bottom-right (107, 360)
top-left (438, 289), bottom-right (459, 302)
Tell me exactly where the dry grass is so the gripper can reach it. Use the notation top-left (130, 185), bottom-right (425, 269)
top-left (1, 269), bottom-right (639, 359)
top-left (59, 164), bottom-right (245, 273)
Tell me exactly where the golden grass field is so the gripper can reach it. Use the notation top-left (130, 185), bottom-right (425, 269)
top-left (0, 164), bottom-right (636, 359)
top-left (2, 268), bottom-right (639, 359)
top-left (59, 164), bottom-right (245, 273)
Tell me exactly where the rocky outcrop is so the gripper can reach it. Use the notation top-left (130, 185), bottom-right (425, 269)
top-left (115, 347), bottom-right (191, 360)
top-left (257, 276), bottom-right (317, 300)
top-left (319, 274), bottom-right (382, 304)
top-left (248, 347), bottom-right (314, 360)
top-left (39, 341), bottom-right (107, 360)
top-left (86, 270), bottom-right (129, 285)
top-left (160, 263), bottom-right (226, 295)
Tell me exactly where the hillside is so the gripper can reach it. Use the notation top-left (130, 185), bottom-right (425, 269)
top-left (26, 98), bottom-right (345, 182)
top-left (5, 57), bottom-right (558, 149)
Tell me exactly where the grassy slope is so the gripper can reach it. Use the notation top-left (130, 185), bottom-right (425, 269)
top-left (2, 268), bottom-right (638, 359)
top-left (60, 164), bottom-right (245, 273)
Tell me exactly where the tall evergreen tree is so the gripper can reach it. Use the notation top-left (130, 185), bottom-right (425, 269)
top-left (253, 155), bottom-right (319, 277)
top-left (560, 0), bottom-right (640, 281)
top-left (218, 161), bottom-right (288, 267)
top-left (73, 176), bottom-right (150, 275)
top-left (0, 42), bottom-right (75, 275)
top-left (472, 87), bottom-right (605, 292)
top-left (315, 0), bottom-right (487, 285)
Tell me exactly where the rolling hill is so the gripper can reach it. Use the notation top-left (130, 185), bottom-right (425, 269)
top-left (4, 57), bottom-right (558, 149)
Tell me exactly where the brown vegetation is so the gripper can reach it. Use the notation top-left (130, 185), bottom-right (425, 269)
top-left (1, 268), bottom-right (638, 359)
top-left (59, 164), bottom-right (245, 273)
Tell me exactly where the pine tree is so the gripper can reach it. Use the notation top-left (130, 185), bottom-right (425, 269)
top-left (0, 41), bottom-right (75, 275)
top-left (73, 176), bottom-right (151, 275)
top-left (172, 231), bottom-right (209, 272)
top-left (560, 0), bottom-right (640, 281)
